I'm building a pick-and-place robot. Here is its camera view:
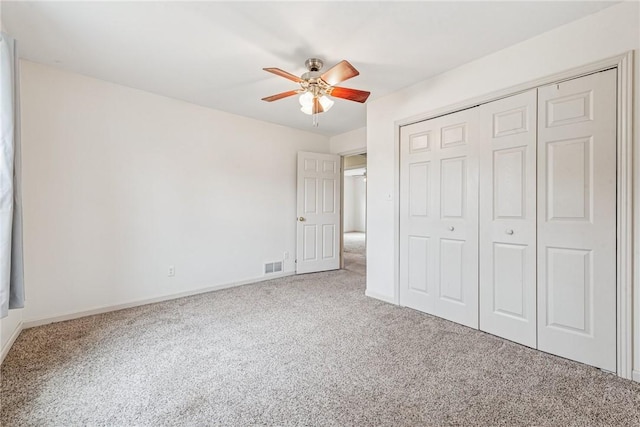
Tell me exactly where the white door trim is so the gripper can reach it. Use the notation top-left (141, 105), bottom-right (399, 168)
top-left (392, 51), bottom-right (634, 380)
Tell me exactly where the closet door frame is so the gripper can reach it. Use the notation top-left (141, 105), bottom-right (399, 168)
top-left (393, 51), bottom-right (634, 380)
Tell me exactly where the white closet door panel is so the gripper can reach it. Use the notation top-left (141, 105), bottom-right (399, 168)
top-left (400, 108), bottom-right (479, 328)
top-left (400, 121), bottom-right (437, 313)
top-left (537, 69), bottom-right (617, 372)
top-left (479, 90), bottom-right (537, 347)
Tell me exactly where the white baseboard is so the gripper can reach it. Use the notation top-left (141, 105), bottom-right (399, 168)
top-left (23, 271), bottom-right (295, 329)
top-left (633, 370), bottom-right (640, 383)
top-left (365, 289), bottom-right (398, 305)
top-left (1, 321), bottom-right (24, 365)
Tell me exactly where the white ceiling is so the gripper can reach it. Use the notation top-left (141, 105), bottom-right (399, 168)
top-left (1, 1), bottom-right (616, 136)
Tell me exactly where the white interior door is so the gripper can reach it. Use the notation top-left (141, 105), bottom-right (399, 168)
top-left (296, 152), bottom-right (341, 274)
top-left (479, 90), bottom-right (537, 347)
top-left (537, 69), bottom-right (617, 371)
top-left (400, 108), bottom-right (479, 328)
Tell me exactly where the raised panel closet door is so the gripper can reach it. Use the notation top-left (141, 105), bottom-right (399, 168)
top-left (400, 120), bottom-right (437, 314)
top-left (400, 108), bottom-right (479, 328)
top-left (479, 89), bottom-right (537, 348)
top-left (537, 69), bottom-right (617, 372)
top-left (433, 110), bottom-right (479, 328)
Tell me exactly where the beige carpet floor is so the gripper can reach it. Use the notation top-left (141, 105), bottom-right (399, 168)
top-left (344, 232), bottom-right (365, 275)
top-left (2, 244), bottom-right (640, 425)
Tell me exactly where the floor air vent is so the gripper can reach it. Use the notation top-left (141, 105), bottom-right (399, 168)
top-left (265, 261), bottom-right (283, 275)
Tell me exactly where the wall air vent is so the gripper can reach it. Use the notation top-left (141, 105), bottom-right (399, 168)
top-left (264, 261), bottom-right (283, 275)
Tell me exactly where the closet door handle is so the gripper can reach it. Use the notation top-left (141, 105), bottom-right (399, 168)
top-left (449, 226), bottom-right (455, 231)
top-left (506, 229), bottom-right (514, 235)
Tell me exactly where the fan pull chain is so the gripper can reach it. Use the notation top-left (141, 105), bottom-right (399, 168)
top-left (312, 113), bottom-right (319, 127)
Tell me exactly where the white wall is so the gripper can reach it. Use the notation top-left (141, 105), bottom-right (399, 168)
top-left (19, 60), bottom-right (329, 325)
top-left (330, 126), bottom-right (366, 155)
top-left (343, 176), bottom-right (366, 233)
top-left (365, 2), bottom-right (639, 377)
top-left (344, 176), bottom-right (356, 232)
top-left (353, 177), bottom-right (366, 232)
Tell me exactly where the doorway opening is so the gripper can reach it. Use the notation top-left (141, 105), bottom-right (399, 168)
top-left (342, 153), bottom-right (366, 275)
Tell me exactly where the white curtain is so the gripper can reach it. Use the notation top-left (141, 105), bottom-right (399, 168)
top-left (0, 32), bottom-right (24, 318)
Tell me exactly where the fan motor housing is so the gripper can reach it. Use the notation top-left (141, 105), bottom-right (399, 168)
top-left (305, 58), bottom-right (323, 72)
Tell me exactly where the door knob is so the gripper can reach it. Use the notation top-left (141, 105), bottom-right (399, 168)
top-left (506, 229), bottom-right (514, 235)
top-left (298, 217), bottom-right (306, 222)
top-left (449, 226), bottom-right (454, 231)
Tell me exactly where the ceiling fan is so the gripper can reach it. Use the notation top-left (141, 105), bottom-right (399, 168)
top-left (261, 58), bottom-right (370, 126)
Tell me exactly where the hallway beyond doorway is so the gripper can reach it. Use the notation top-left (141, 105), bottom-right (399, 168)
top-left (344, 232), bottom-right (365, 275)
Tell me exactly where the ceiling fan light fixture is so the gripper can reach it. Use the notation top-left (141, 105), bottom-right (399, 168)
top-left (319, 95), bottom-right (334, 112)
top-left (300, 94), bottom-right (333, 115)
top-left (299, 92), bottom-right (314, 107)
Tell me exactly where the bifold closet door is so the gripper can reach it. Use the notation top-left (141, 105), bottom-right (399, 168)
top-left (479, 90), bottom-right (537, 348)
top-left (537, 69), bottom-right (617, 372)
top-left (399, 108), bottom-right (479, 328)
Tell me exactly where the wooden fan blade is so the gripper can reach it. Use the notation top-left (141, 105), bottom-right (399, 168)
top-left (263, 67), bottom-right (302, 83)
top-left (313, 97), bottom-right (324, 114)
top-left (321, 60), bottom-right (359, 86)
top-left (261, 90), bottom-right (299, 102)
top-left (329, 86), bottom-right (371, 103)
